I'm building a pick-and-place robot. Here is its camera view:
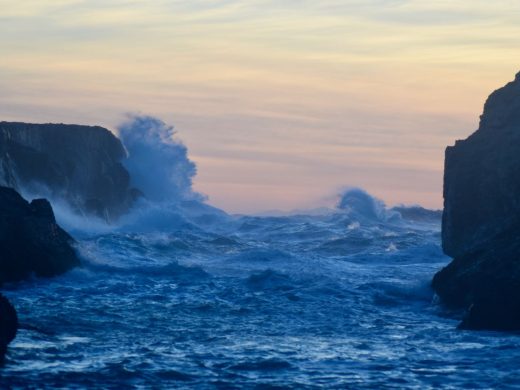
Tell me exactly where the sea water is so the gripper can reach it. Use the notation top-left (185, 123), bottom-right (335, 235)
top-left (3, 116), bottom-right (520, 389)
top-left (3, 198), bottom-right (520, 389)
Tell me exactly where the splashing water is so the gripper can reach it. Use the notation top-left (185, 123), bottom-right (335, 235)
top-left (118, 115), bottom-right (203, 203)
top-left (2, 117), bottom-right (519, 389)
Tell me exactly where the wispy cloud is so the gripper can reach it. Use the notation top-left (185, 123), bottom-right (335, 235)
top-left (0, 0), bottom-right (518, 212)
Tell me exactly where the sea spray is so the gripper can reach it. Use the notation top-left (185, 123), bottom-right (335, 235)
top-left (337, 187), bottom-right (400, 222)
top-left (118, 115), bottom-right (203, 203)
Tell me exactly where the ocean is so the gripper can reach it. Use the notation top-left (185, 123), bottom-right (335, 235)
top-left (3, 192), bottom-right (520, 389)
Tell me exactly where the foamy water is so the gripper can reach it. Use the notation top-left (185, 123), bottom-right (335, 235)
top-left (3, 117), bottom-right (519, 388)
top-left (3, 200), bottom-right (519, 389)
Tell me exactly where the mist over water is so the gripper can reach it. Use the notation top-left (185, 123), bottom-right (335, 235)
top-left (337, 187), bottom-right (399, 222)
top-left (118, 115), bottom-right (203, 204)
top-left (3, 116), bottom-right (519, 388)
top-left (26, 116), bottom-right (223, 236)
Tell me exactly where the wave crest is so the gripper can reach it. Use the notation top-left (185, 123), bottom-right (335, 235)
top-left (118, 115), bottom-right (203, 203)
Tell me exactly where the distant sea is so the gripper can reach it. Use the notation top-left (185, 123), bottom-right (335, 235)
top-left (3, 192), bottom-right (519, 389)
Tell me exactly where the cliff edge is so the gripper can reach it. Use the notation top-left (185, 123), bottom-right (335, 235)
top-left (433, 72), bottom-right (520, 330)
top-left (0, 122), bottom-right (140, 220)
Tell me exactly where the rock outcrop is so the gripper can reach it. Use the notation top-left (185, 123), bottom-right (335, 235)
top-left (0, 294), bottom-right (18, 360)
top-left (0, 186), bottom-right (80, 284)
top-left (391, 206), bottom-right (442, 223)
top-left (0, 122), bottom-right (140, 220)
top-left (433, 72), bottom-right (520, 330)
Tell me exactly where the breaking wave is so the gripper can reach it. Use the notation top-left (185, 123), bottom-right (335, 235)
top-left (4, 115), bottom-right (512, 389)
top-left (118, 115), bottom-right (203, 203)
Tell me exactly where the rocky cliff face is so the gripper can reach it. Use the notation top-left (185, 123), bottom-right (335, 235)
top-left (0, 294), bottom-right (18, 361)
top-left (433, 72), bottom-right (520, 330)
top-left (442, 72), bottom-right (520, 258)
top-left (0, 186), bottom-right (80, 284)
top-left (0, 186), bottom-right (79, 359)
top-left (0, 122), bottom-right (140, 220)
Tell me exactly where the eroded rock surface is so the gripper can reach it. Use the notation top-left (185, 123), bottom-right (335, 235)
top-left (0, 186), bottom-right (80, 285)
top-left (0, 295), bottom-right (18, 360)
top-left (0, 122), bottom-right (140, 220)
top-left (433, 72), bottom-right (520, 330)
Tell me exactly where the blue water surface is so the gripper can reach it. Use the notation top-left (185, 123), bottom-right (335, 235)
top-left (2, 204), bottom-right (518, 389)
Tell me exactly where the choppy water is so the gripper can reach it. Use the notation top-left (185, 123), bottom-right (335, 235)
top-left (2, 201), bottom-right (520, 389)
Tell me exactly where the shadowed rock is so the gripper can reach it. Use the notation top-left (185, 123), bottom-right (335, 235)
top-left (0, 294), bottom-right (18, 360)
top-left (0, 186), bottom-right (80, 284)
top-left (433, 71), bottom-right (520, 330)
top-left (0, 122), bottom-right (141, 220)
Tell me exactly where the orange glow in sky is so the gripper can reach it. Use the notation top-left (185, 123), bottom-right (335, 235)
top-left (1, 1), bottom-right (519, 213)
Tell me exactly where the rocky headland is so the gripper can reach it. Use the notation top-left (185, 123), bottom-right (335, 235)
top-left (0, 186), bottom-right (80, 285)
top-left (0, 185), bottom-right (80, 359)
top-left (0, 122), bottom-right (141, 221)
top-left (433, 72), bottom-right (520, 330)
top-left (0, 122), bottom-right (137, 359)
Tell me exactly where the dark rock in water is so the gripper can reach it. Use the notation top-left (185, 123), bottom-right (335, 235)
top-left (433, 71), bottom-right (520, 330)
top-left (433, 222), bottom-right (520, 330)
top-left (0, 294), bottom-right (18, 360)
top-left (0, 186), bottom-right (80, 284)
top-left (0, 122), bottom-right (141, 220)
top-left (391, 206), bottom-right (442, 222)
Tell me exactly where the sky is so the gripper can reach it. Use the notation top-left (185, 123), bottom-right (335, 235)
top-left (1, 0), bottom-right (519, 213)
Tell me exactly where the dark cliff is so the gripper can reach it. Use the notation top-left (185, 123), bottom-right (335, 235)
top-left (433, 72), bottom-right (520, 330)
top-left (0, 186), bottom-right (79, 359)
top-left (442, 72), bottom-right (520, 258)
top-left (0, 294), bottom-right (17, 361)
top-left (0, 122), bottom-right (140, 220)
top-left (0, 186), bottom-right (80, 284)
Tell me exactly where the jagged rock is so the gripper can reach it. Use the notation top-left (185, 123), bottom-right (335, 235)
top-left (0, 122), bottom-right (141, 220)
top-left (0, 186), bottom-right (80, 284)
top-left (0, 294), bottom-right (18, 360)
top-left (433, 71), bottom-right (520, 330)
